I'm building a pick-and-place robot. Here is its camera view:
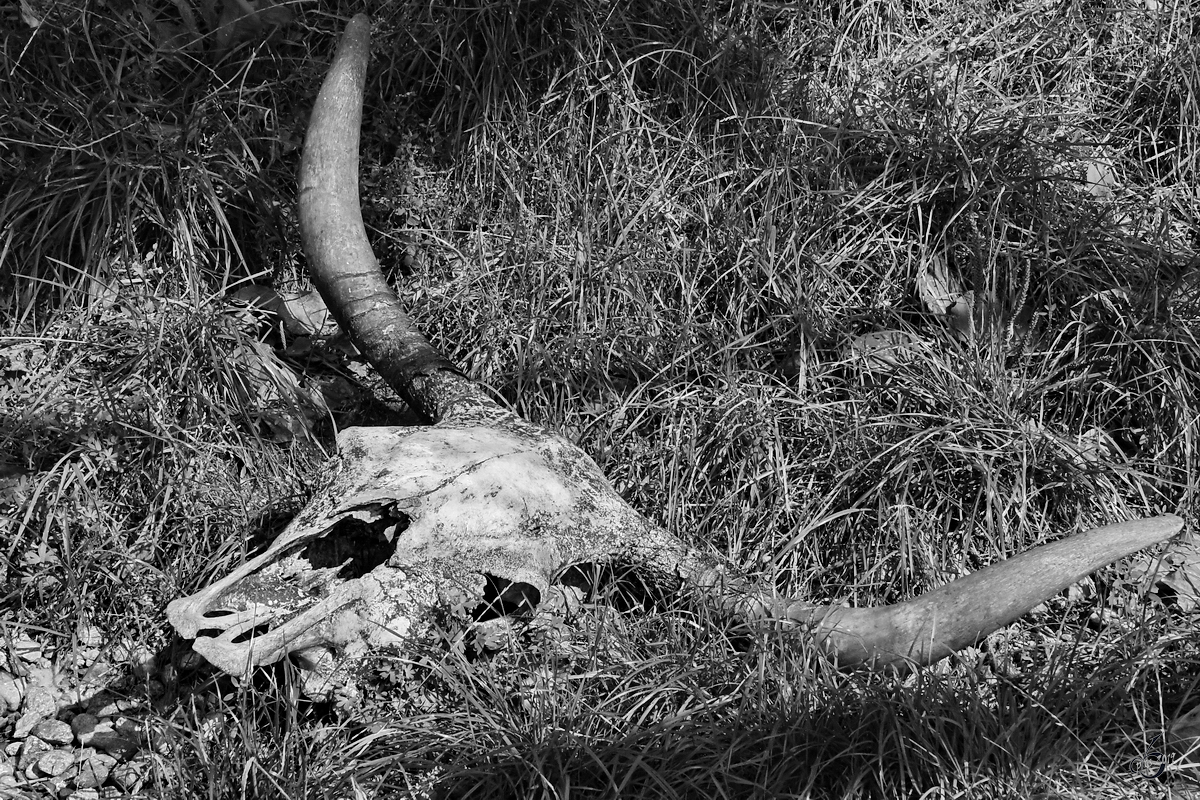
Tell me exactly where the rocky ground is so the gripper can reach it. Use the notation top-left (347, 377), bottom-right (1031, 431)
top-left (0, 628), bottom-right (182, 799)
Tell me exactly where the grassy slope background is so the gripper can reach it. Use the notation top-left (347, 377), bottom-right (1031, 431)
top-left (2, 0), bottom-right (1199, 796)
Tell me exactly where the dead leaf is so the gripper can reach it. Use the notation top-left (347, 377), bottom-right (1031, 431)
top-left (225, 286), bottom-right (339, 337)
top-left (915, 253), bottom-right (974, 337)
top-left (1069, 426), bottom-right (1119, 467)
top-left (1084, 158), bottom-right (1118, 201)
top-left (313, 375), bottom-right (359, 409)
top-left (1168, 704), bottom-right (1200, 755)
top-left (227, 284), bottom-right (281, 310)
top-left (278, 290), bottom-right (338, 337)
top-left (946, 291), bottom-right (975, 338)
top-left (1126, 529), bottom-right (1200, 611)
top-left (257, 408), bottom-right (311, 444)
top-left (86, 276), bottom-right (121, 316)
top-left (225, 285), bottom-right (283, 333)
top-left (847, 330), bottom-right (919, 372)
top-left (19, 0), bottom-right (40, 27)
top-left (1169, 269), bottom-right (1200, 323)
top-left (915, 253), bottom-right (961, 314)
top-left (215, 0), bottom-right (295, 55)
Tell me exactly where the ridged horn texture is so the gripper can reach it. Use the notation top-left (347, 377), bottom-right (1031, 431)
top-left (297, 13), bottom-right (493, 424)
top-left (290, 15), bottom-right (1184, 672)
top-left (789, 514), bottom-right (1183, 667)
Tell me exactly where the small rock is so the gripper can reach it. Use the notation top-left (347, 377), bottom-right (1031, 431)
top-left (13, 695), bottom-right (55, 743)
top-left (85, 693), bottom-right (140, 718)
top-left (75, 714), bottom-right (138, 756)
top-left (78, 660), bottom-right (120, 692)
top-left (84, 693), bottom-right (115, 717)
top-left (0, 670), bottom-right (25, 712)
top-left (16, 736), bottom-right (51, 770)
top-left (112, 716), bottom-right (145, 741)
top-left (74, 625), bottom-right (104, 668)
top-left (0, 774), bottom-right (17, 791)
top-left (76, 624), bottom-right (104, 647)
top-left (31, 718), bottom-right (72, 746)
top-left (3, 742), bottom-right (20, 758)
top-left (10, 632), bottom-right (42, 664)
top-left (70, 713), bottom-right (99, 744)
top-left (13, 680), bottom-right (59, 738)
top-left (110, 759), bottom-right (150, 791)
top-left (129, 646), bottom-right (158, 680)
top-left (54, 775), bottom-right (79, 796)
top-left (35, 749), bottom-right (73, 777)
top-left (0, 759), bottom-right (13, 779)
top-left (68, 790), bottom-right (100, 800)
top-left (177, 649), bottom-right (205, 671)
top-left (73, 750), bottom-right (116, 789)
top-left (89, 733), bottom-right (138, 760)
top-left (13, 711), bottom-right (43, 740)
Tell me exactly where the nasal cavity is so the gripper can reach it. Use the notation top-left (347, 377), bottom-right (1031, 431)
top-left (299, 512), bottom-right (409, 580)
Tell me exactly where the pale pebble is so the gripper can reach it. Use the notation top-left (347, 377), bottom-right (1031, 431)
top-left (15, 736), bottom-right (50, 771)
top-left (73, 749), bottom-right (116, 789)
top-left (0, 670), bottom-right (24, 712)
top-left (35, 749), bottom-right (73, 777)
top-left (30, 718), bottom-right (72, 746)
top-left (110, 759), bottom-right (150, 791)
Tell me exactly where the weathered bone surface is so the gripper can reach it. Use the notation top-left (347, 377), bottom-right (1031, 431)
top-left (168, 415), bottom-right (709, 676)
top-left (167, 14), bottom-right (1184, 682)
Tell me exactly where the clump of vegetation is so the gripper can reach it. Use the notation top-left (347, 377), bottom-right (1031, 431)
top-left (2, 0), bottom-right (1197, 797)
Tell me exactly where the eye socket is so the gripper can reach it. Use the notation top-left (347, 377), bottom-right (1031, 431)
top-left (472, 575), bottom-right (542, 621)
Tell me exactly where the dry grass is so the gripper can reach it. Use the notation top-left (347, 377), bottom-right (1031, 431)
top-left (2, 0), bottom-right (1199, 797)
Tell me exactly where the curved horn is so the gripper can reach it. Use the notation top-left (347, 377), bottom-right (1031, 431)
top-left (297, 14), bottom-right (491, 423)
top-left (781, 514), bottom-right (1183, 667)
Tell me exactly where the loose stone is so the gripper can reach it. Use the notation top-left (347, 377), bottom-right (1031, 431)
top-left (110, 758), bottom-right (150, 791)
top-left (16, 736), bottom-right (51, 771)
top-left (13, 682), bottom-right (58, 738)
top-left (85, 693), bottom-right (140, 718)
top-left (30, 718), bottom-right (73, 746)
top-left (70, 713), bottom-right (99, 744)
top-left (74, 749), bottom-right (117, 789)
top-left (0, 670), bottom-right (24, 712)
top-left (90, 733), bottom-right (138, 760)
top-left (10, 632), bottom-right (42, 664)
top-left (112, 716), bottom-right (145, 742)
top-left (35, 748), bottom-right (74, 777)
